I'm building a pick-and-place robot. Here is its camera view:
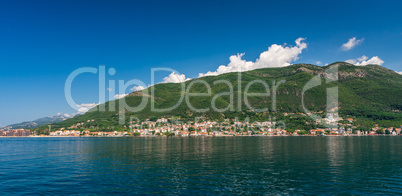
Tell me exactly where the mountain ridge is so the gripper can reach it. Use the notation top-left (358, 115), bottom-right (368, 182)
top-left (8, 114), bottom-right (73, 129)
top-left (35, 62), bottom-right (402, 132)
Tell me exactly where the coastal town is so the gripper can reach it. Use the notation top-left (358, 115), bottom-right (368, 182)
top-left (1, 115), bottom-right (401, 137)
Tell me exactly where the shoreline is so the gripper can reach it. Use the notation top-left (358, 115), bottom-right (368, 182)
top-left (0, 134), bottom-right (400, 138)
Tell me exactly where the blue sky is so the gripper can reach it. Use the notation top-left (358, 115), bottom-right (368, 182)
top-left (0, 0), bottom-right (401, 126)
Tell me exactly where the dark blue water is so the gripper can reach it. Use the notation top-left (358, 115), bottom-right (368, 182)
top-left (0, 137), bottom-right (401, 195)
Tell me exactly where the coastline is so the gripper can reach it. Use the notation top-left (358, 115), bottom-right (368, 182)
top-left (1, 134), bottom-right (400, 138)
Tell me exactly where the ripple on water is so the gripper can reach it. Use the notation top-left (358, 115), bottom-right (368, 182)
top-left (0, 137), bottom-right (401, 195)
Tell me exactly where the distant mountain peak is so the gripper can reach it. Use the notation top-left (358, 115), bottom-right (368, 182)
top-left (8, 113), bottom-right (73, 129)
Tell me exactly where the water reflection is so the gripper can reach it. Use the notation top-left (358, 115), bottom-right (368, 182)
top-left (0, 137), bottom-right (401, 194)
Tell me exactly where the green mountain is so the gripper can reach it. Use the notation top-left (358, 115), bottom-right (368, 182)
top-left (38, 62), bottom-right (402, 132)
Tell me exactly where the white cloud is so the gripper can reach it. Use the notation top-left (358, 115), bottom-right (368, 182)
top-left (397, 71), bottom-right (402, 75)
top-left (341, 37), bottom-right (364, 51)
top-left (162, 72), bottom-right (191, 83)
top-left (114, 94), bottom-right (128, 99)
top-left (345, 59), bottom-right (357, 64)
top-left (345, 55), bottom-right (384, 66)
top-left (345, 55), bottom-right (367, 64)
top-left (76, 103), bottom-right (100, 114)
top-left (78, 107), bottom-right (90, 114)
top-left (357, 55), bottom-right (369, 62)
top-left (77, 103), bottom-right (99, 108)
top-left (316, 61), bottom-right (322, 65)
top-left (199, 38), bottom-right (307, 77)
top-left (55, 112), bottom-right (71, 118)
top-left (130, 85), bottom-right (145, 91)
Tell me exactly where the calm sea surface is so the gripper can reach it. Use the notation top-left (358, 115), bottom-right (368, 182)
top-left (0, 136), bottom-right (401, 195)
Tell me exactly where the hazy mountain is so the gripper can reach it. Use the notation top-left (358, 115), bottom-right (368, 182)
top-left (8, 114), bottom-right (72, 129)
